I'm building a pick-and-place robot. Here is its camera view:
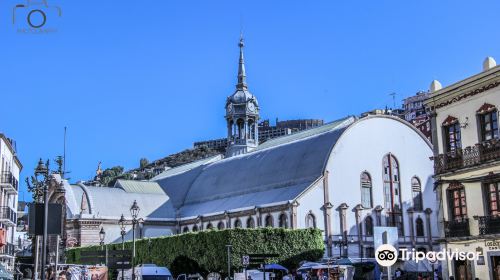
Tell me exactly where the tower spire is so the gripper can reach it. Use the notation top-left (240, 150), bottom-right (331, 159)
top-left (237, 34), bottom-right (247, 90)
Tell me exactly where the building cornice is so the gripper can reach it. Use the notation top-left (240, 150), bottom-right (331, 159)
top-left (424, 66), bottom-right (500, 111)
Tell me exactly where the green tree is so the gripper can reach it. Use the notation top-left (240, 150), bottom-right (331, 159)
top-left (140, 158), bottom-right (149, 168)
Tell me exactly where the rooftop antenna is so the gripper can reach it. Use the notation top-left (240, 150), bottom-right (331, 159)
top-left (389, 92), bottom-right (396, 108)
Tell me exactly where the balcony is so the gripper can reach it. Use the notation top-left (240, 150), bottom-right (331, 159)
top-left (0, 207), bottom-right (17, 226)
top-left (444, 218), bottom-right (470, 238)
top-left (477, 215), bottom-right (500, 235)
top-left (0, 172), bottom-right (18, 193)
top-left (0, 243), bottom-right (15, 258)
top-left (433, 138), bottom-right (500, 174)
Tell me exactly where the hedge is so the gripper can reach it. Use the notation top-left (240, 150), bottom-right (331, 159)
top-left (66, 228), bottom-right (324, 276)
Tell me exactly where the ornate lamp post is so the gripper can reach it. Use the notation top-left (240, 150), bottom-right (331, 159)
top-left (119, 214), bottom-right (126, 249)
top-left (119, 214), bottom-right (127, 280)
top-left (99, 227), bottom-right (106, 249)
top-left (130, 200), bottom-right (140, 280)
top-left (332, 236), bottom-right (354, 258)
top-left (26, 159), bottom-right (50, 280)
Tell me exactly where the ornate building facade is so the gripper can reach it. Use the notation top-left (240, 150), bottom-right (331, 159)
top-left (425, 57), bottom-right (500, 280)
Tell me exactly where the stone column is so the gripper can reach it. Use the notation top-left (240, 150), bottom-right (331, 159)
top-left (227, 121), bottom-right (232, 140)
top-left (407, 208), bottom-right (415, 249)
top-left (354, 204), bottom-right (364, 258)
top-left (256, 207), bottom-right (262, 227)
top-left (338, 203), bottom-right (349, 257)
top-left (424, 208), bottom-right (433, 250)
top-left (322, 172), bottom-right (333, 257)
top-left (374, 205), bottom-right (383, 226)
top-left (290, 201), bottom-right (299, 229)
top-left (244, 117), bottom-right (248, 139)
top-left (225, 212), bottom-right (231, 229)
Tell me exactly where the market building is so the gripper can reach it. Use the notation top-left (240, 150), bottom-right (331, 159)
top-left (51, 37), bottom-right (439, 265)
top-left (424, 57), bottom-right (500, 280)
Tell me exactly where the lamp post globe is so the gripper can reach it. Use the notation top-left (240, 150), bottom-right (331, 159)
top-left (99, 227), bottom-right (106, 246)
top-left (130, 200), bottom-right (140, 219)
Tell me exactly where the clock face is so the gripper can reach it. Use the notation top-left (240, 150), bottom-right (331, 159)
top-left (248, 103), bottom-right (255, 112)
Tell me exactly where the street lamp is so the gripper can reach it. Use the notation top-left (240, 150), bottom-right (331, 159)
top-left (333, 236), bottom-right (354, 258)
top-left (119, 214), bottom-right (127, 280)
top-left (99, 227), bottom-right (106, 248)
top-left (119, 214), bottom-right (126, 249)
top-left (130, 200), bottom-right (140, 280)
top-left (26, 159), bottom-right (50, 280)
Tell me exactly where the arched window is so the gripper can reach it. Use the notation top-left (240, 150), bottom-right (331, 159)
top-left (412, 177), bottom-right (423, 211)
top-left (383, 154), bottom-right (404, 236)
top-left (278, 213), bottom-right (288, 228)
top-left (192, 225), bottom-right (198, 232)
top-left (237, 119), bottom-right (245, 139)
top-left (305, 212), bottom-right (316, 229)
top-left (234, 219), bottom-right (242, 228)
top-left (365, 216), bottom-right (374, 236)
top-left (415, 217), bottom-right (424, 237)
top-left (360, 172), bottom-right (373, 208)
top-left (246, 217), bottom-right (255, 228)
top-left (265, 215), bottom-right (274, 227)
top-left (217, 221), bottom-right (225, 230)
top-left (206, 223), bottom-right (213, 230)
top-left (182, 226), bottom-right (189, 233)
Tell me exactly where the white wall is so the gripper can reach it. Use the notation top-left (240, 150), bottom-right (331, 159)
top-left (324, 116), bottom-right (437, 245)
top-left (296, 182), bottom-right (325, 230)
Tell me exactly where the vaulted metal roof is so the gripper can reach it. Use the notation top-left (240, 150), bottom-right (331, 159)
top-left (154, 116), bottom-right (356, 217)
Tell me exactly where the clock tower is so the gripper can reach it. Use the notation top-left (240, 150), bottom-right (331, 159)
top-left (225, 35), bottom-right (260, 157)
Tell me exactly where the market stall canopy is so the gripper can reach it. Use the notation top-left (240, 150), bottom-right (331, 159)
top-left (263, 264), bottom-right (288, 272)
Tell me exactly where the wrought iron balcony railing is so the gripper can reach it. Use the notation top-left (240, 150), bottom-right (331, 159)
top-left (0, 171), bottom-right (18, 192)
top-left (433, 138), bottom-right (500, 174)
top-left (477, 215), bottom-right (500, 235)
top-left (0, 243), bottom-right (15, 257)
top-left (444, 218), bottom-right (470, 238)
top-left (0, 207), bottom-right (17, 225)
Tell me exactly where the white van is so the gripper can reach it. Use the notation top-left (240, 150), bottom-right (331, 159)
top-left (118, 264), bottom-right (173, 280)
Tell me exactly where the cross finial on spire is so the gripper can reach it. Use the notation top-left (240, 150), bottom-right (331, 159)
top-left (237, 34), bottom-right (247, 90)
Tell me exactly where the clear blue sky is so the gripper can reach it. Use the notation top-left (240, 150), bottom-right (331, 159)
top-left (1, 0), bottom-right (499, 201)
